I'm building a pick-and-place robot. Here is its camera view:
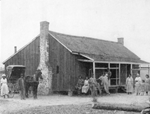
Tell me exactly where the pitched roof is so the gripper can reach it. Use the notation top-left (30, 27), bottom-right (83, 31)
top-left (49, 31), bottom-right (146, 63)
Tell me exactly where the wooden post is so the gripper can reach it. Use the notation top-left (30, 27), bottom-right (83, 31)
top-left (108, 63), bottom-right (110, 69)
top-left (119, 63), bottom-right (121, 85)
top-left (93, 61), bottom-right (96, 78)
top-left (139, 64), bottom-right (141, 74)
top-left (131, 64), bottom-right (132, 75)
top-left (108, 63), bottom-right (110, 86)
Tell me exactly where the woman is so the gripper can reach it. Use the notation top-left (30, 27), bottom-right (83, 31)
top-left (82, 77), bottom-right (89, 94)
top-left (145, 74), bottom-right (150, 95)
top-left (75, 76), bottom-right (84, 95)
top-left (0, 74), bottom-right (9, 98)
top-left (126, 74), bottom-right (133, 94)
top-left (135, 73), bottom-right (142, 95)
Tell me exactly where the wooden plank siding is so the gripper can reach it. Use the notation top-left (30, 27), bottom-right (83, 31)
top-left (49, 34), bottom-right (87, 91)
top-left (4, 37), bottom-right (40, 76)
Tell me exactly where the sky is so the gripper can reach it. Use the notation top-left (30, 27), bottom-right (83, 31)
top-left (1, 0), bottom-right (150, 67)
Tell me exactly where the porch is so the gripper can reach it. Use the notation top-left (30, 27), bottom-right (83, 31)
top-left (78, 56), bottom-right (141, 92)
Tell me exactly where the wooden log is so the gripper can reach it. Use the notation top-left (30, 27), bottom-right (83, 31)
top-left (92, 102), bottom-right (143, 112)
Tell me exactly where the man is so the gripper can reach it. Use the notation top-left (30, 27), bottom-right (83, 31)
top-left (17, 73), bottom-right (26, 100)
top-left (107, 68), bottom-right (112, 80)
top-left (101, 73), bottom-right (110, 94)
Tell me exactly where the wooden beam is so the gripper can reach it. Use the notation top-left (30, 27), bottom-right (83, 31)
top-left (95, 67), bottom-right (108, 69)
top-left (131, 64), bottom-right (132, 75)
top-left (78, 59), bottom-right (93, 62)
top-left (119, 63), bottom-right (120, 85)
top-left (108, 63), bottom-right (110, 69)
top-left (93, 61), bottom-right (96, 79)
top-left (94, 61), bottom-right (143, 64)
top-left (80, 54), bottom-right (94, 61)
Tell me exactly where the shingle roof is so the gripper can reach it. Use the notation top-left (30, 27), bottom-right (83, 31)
top-left (49, 31), bottom-right (146, 63)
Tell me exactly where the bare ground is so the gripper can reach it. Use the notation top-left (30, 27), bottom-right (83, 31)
top-left (0, 93), bottom-right (149, 114)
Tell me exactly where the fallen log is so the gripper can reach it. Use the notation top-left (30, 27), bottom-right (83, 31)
top-left (92, 102), bottom-right (143, 112)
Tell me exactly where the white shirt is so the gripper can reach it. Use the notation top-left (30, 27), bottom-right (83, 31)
top-left (0, 78), bottom-right (7, 85)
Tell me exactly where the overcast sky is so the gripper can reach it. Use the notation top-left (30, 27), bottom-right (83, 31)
top-left (0, 0), bottom-right (150, 67)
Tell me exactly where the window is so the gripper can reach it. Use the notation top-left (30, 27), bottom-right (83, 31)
top-left (56, 66), bottom-right (59, 74)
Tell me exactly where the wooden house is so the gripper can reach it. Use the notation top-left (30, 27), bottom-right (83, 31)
top-left (3, 21), bottom-right (148, 94)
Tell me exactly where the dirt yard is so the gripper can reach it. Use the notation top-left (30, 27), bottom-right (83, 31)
top-left (0, 93), bottom-right (149, 114)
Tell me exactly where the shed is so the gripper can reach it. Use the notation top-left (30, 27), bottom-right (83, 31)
top-left (3, 21), bottom-right (148, 94)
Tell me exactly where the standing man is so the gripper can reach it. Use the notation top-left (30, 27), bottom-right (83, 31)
top-left (107, 68), bottom-right (112, 80)
top-left (102, 73), bottom-right (110, 94)
top-left (107, 68), bottom-right (112, 86)
top-left (17, 73), bottom-right (26, 100)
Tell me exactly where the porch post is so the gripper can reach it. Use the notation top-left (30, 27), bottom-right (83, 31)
top-left (108, 63), bottom-right (110, 69)
top-left (119, 63), bottom-right (121, 85)
top-left (131, 64), bottom-right (132, 75)
top-left (93, 61), bottom-right (96, 79)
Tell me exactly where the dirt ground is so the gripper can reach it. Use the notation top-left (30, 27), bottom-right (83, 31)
top-left (0, 93), bottom-right (150, 114)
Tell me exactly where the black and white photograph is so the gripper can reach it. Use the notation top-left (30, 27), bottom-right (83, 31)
top-left (0, 0), bottom-right (150, 114)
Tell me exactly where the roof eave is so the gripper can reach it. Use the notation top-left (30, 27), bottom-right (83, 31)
top-left (3, 34), bottom-right (40, 64)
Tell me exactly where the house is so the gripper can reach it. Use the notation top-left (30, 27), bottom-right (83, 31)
top-left (3, 21), bottom-right (148, 95)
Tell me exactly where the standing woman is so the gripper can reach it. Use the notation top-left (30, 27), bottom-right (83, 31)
top-left (126, 74), bottom-right (133, 94)
top-left (135, 73), bottom-right (142, 95)
top-left (145, 74), bottom-right (150, 95)
top-left (0, 74), bottom-right (9, 98)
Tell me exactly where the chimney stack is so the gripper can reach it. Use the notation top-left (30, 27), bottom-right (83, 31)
top-left (117, 38), bottom-right (124, 45)
top-left (14, 46), bottom-right (17, 53)
top-left (40, 21), bottom-right (49, 35)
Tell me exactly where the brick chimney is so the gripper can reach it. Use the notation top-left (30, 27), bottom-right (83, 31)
top-left (14, 46), bottom-right (17, 53)
top-left (117, 38), bottom-right (124, 45)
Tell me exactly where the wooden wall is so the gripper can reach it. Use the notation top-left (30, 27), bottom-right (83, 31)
top-left (48, 34), bottom-right (87, 91)
top-left (4, 36), bottom-right (40, 76)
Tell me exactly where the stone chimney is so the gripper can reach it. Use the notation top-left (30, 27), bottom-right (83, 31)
top-left (38, 21), bottom-right (52, 95)
top-left (117, 38), bottom-right (124, 45)
top-left (14, 46), bottom-right (17, 53)
top-left (40, 21), bottom-right (49, 35)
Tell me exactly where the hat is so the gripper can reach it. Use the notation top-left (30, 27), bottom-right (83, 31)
top-left (2, 74), bottom-right (6, 77)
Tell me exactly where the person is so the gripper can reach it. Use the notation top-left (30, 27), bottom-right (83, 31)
top-left (126, 74), bottom-right (133, 94)
top-left (0, 74), bottom-right (9, 98)
top-left (88, 75), bottom-right (98, 101)
top-left (102, 73), bottom-right (110, 94)
top-left (82, 77), bottom-right (89, 94)
top-left (107, 68), bottom-right (112, 86)
top-left (75, 76), bottom-right (84, 95)
top-left (107, 68), bottom-right (112, 80)
top-left (17, 73), bottom-right (26, 100)
top-left (135, 73), bottom-right (142, 95)
top-left (145, 74), bottom-right (150, 95)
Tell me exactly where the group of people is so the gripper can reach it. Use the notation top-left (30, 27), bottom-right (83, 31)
top-left (0, 73), bottom-right (26, 99)
top-left (76, 72), bottom-right (111, 96)
top-left (0, 69), bottom-right (43, 100)
top-left (126, 73), bottom-right (150, 95)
